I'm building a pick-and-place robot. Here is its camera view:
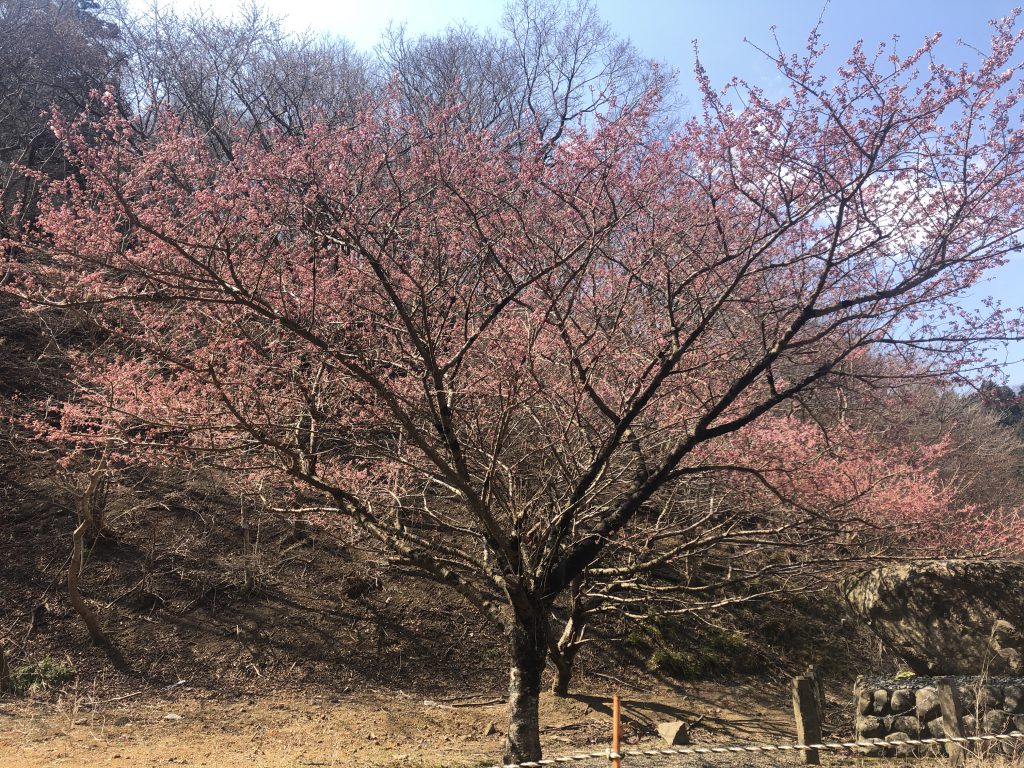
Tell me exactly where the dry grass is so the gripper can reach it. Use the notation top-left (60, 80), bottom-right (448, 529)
top-left (959, 739), bottom-right (1024, 766)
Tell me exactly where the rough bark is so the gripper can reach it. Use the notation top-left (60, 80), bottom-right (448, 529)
top-left (551, 614), bottom-right (583, 697)
top-left (504, 623), bottom-right (547, 763)
top-left (73, 469), bottom-right (108, 544)
top-left (68, 521), bottom-right (108, 646)
top-left (550, 579), bottom-right (586, 697)
top-left (551, 651), bottom-right (574, 698)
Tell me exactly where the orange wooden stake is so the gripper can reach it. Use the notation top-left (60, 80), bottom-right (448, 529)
top-left (611, 693), bottom-right (621, 768)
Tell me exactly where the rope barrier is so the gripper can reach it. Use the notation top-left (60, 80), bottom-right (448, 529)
top-left (486, 730), bottom-right (1024, 768)
top-left (485, 750), bottom-right (614, 768)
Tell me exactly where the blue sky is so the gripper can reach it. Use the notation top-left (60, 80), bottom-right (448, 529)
top-left (169, 1), bottom-right (1024, 101)
top-left (145, 0), bottom-right (1024, 383)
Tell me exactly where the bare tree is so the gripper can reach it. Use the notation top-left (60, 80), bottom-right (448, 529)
top-left (501, 0), bottom-right (660, 142)
top-left (113, 2), bottom-right (376, 153)
top-left (379, 0), bottom-right (666, 147)
top-left (379, 23), bottom-right (523, 138)
top-left (0, 0), bottom-right (120, 238)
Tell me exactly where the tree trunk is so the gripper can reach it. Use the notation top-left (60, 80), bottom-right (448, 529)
top-left (288, 512), bottom-right (312, 544)
top-left (68, 521), bottom-right (108, 646)
top-left (503, 623), bottom-right (547, 764)
top-left (74, 468), bottom-right (108, 544)
top-left (551, 579), bottom-right (586, 697)
top-left (551, 644), bottom-right (577, 697)
top-left (0, 640), bottom-right (11, 694)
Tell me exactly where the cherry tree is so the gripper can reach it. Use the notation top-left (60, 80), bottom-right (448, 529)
top-left (11, 14), bottom-right (1024, 761)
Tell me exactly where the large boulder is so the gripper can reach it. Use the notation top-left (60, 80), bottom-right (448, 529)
top-left (844, 560), bottom-right (1024, 675)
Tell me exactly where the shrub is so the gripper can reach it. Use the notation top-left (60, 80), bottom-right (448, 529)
top-left (7, 657), bottom-right (75, 695)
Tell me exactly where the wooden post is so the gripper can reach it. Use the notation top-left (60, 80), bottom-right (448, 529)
top-left (0, 640), bottom-right (11, 694)
top-left (936, 677), bottom-right (966, 766)
top-left (805, 665), bottom-right (826, 722)
top-left (792, 675), bottom-right (822, 765)
top-left (815, 666), bottom-right (825, 714)
top-left (611, 693), bottom-right (621, 768)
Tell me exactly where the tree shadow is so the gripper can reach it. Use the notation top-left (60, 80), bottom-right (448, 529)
top-left (98, 643), bottom-right (138, 677)
top-left (568, 685), bottom-right (794, 741)
top-left (568, 693), bottom-right (691, 729)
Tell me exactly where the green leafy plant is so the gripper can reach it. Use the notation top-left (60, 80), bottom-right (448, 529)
top-left (7, 657), bottom-right (75, 695)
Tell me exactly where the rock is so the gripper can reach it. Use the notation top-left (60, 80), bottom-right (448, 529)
top-left (857, 686), bottom-right (873, 715)
top-left (873, 689), bottom-right (890, 715)
top-left (962, 714), bottom-right (977, 736)
top-left (483, 722), bottom-right (497, 737)
top-left (916, 686), bottom-right (940, 720)
top-left (994, 620), bottom-right (1023, 672)
top-left (890, 688), bottom-right (914, 713)
top-left (857, 715), bottom-right (884, 739)
top-left (987, 685), bottom-right (1005, 710)
top-left (885, 732), bottom-right (916, 757)
top-left (891, 715), bottom-right (921, 737)
top-left (925, 717), bottom-right (946, 739)
top-left (844, 560), bottom-right (1024, 675)
top-left (966, 683), bottom-right (1002, 711)
top-left (1004, 684), bottom-right (1024, 713)
top-left (162, 713), bottom-right (182, 721)
top-left (984, 709), bottom-right (1010, 734)
top-left (656, 720), bottom-right (690, 746)
top-left (999, 739), bottom-right (1019, 757)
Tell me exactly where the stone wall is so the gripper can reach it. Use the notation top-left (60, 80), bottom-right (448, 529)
top-left (854, 676), bottom-right (1024, 757)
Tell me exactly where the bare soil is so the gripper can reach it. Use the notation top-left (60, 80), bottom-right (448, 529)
top-left (0, 464), bottom-right (909, 767)
top-left (0, 681), bottom-right (810, 767)
top-left (6, 682), bottom-right (1002, 767)
top-left (0, 475), bottom-right (512, 699)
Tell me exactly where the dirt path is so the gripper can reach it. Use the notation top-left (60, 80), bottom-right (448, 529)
top-left (0, 681), bottom-right (960, 768)
top-left (0, 681), bottom-right (804, 767)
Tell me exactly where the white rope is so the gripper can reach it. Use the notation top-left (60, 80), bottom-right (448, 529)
top-left (488, 751), bottom-right (613, 768)
top-left (619, 730), bottom-right (1024, 759)
top-left (485, 730), bottom-right (1024, 768)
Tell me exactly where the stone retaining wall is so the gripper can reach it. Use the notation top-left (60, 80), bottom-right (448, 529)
top-left (854, 676), bottom-right (1024, 757)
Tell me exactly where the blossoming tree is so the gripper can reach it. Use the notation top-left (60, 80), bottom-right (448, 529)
top-left (12, 16), bottom-right (1024, 761)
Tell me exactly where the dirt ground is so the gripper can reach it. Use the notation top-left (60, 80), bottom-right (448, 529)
top-left (5, 682), bottom-right (999, 768)
top-left (0, 464), bottom-right (982, 767)
top-left (0, 680), bottom-right (814, 767)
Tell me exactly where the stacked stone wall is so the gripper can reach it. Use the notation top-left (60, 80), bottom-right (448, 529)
top-left (855, 676), bottom-right (1024, 757)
